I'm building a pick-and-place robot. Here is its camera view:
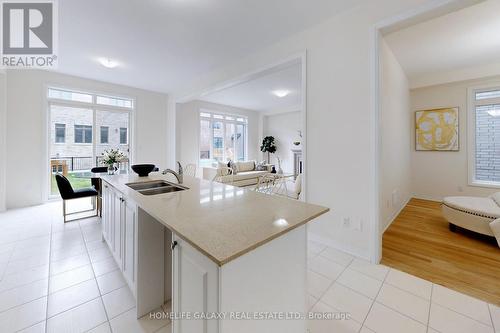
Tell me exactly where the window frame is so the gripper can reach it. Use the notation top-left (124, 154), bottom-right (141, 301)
top-left (54, 123), bottom-right (66, 144)
top-left (100, 126), bottom-right (109, 144)
top-left (47, 86), bottom-right (135, 199)
top-left (467, 84), bottom-right (500, 188)
top-left (119, 127), bottom-right (128, 145)
top-left (74, 124), bottom-right (93, 144)
top-left (199, 110), bottom-right (248, 165)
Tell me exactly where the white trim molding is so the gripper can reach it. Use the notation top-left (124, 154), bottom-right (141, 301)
top-left (467, 82), bottom-right (500, 189)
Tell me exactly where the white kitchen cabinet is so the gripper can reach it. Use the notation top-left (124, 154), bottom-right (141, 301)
top-left (101, 183), bottom-right (114, 246)
top-left (172, 234), bottom-right (219, 333)
top-left (101, 181), bottom-right (138, 294)
top-left (122, 197), bottom-right (137, 295)
top-left (112, 190), bottom-right (123, 268)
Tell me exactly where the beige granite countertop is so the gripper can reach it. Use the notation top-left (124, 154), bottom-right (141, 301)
top-left (101, 173), bottom-right (329, 266)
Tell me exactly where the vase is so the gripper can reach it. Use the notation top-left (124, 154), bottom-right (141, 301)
top-left (107, 165), bottom-right (115, 175)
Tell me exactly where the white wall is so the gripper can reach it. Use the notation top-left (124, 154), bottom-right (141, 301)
top-left (379, 39), bottom-right (412, 233)
top-left (176, 100), bottom-right (261, 168)
top-left (263, 111), bottom-right (301, 173)
top-left (5, 69), bottom-right (169, 209)
top-left (169, 0), bottom-right (432, 259)
top-left (410, 75), bottom-right (500, 201)
top-left (0, 70), bottom-right (6, 212)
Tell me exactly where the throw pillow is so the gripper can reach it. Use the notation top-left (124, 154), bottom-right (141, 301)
top-left (255, 161), bottom-right (267, 171)
top-left (217, 162), bottom-right (231, 176)
top-left (228, 160), bottom-right (238, 175)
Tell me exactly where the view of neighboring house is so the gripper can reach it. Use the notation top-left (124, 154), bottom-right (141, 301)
top-left (48, 89), bottom-right (132, 176)
top-left (50, 105), bottom-right (130, 170)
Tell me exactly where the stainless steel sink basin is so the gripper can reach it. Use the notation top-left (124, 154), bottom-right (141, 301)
top-left (126, 180), bottom-right (188, 195)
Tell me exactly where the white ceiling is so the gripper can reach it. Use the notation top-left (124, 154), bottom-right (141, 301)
top-left (198, 62), bottom-right (301, 112)
top-left (384, 0), bottom-right (500, 88)
top-left (56, 0), bottom-right (362, 94)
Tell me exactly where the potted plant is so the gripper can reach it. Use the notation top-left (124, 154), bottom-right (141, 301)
top-left (260, 136), bottom-right (277, 164)
top-left (102, 149), bottom-right (125, 175)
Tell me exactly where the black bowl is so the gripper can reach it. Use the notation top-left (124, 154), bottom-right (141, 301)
top-left (131, 164), bottom-right (156, 177)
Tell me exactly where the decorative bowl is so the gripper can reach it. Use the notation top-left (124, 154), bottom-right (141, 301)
top-left (131, 164), bottom-right (156, 177)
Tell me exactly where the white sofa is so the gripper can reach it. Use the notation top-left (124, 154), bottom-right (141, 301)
top-left (442, 192), bottom-right (500, 247)
top-left (214, 161), bottom-right (272, 187)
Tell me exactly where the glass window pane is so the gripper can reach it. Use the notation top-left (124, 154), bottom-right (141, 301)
top-left (48, 88), bottom-right (93, 103)
top-left (55, 123), bottom-right (65, 143)
top-left (100, 126), bottom-right (109, 144)
top-left (475, 104), bottom-right (500, 182)
top-left (225, 123), bottom-right (235, 162)
top-left (120, 128), bottom-right (128, 144)
top-left (95, 111), bottom-right (129, 167)
top-left (213, 114), bottom-right (224, 119)
top-left (96, 95), bottom-right (133, 108)
top-left (200, 112), bottom-right (211, 118)
top-left (476, 90), bottom-right (500, 101)
top-left (49, 105), bottom-right (93, 196)
top-left (213, 121), bottom-right (224, 162)
top-left (84, 126), bottom-right (92, 143)
top-left (200, 119), bottom-right (211, 164)
top-left (236, 124), bottom-right (246, 161)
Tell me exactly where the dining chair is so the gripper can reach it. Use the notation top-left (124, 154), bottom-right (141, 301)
top-left (184, 164), bottom-right (197, 178)
top-left (90, 167), bottom-right (109, 217)
top-left (55, 174), bottom-right (98, 223)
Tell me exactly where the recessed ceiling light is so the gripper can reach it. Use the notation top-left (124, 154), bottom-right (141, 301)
top-left (272, 90), bottom-right (290, 98)
top-left (98, 58), bottom-right (119, 68)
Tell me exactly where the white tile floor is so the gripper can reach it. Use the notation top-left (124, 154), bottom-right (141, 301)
top-left (0, 202), bottom-right (171, 333)
top-left (307, 240), bottom-right (500, 333)
top-left (1, 202), bottom-right (498, 333)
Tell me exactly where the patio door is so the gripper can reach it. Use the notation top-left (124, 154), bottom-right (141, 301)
top-left (48, 88), bottom-right (133, 198)
top-left (49, 104), bottom-right (94, 196)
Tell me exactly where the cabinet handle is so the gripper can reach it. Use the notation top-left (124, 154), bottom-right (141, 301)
top-left (171, 241), bottom-right (178, 250)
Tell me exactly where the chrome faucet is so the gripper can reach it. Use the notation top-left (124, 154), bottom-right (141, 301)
top-left (162, 162), bottom-right (183, 184)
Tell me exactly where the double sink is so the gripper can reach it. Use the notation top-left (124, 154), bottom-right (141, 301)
top-left (126, 180), bottom-right (188, 196)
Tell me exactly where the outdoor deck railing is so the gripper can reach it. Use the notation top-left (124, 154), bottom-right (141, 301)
top-left (50, 156), bottom-right (129, 172)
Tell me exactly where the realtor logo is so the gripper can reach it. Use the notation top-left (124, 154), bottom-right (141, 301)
top-left (1, 0), bottom-right (58, 68)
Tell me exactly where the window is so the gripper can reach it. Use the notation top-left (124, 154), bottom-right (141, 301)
top-left (96, 95), bottom-right (133, 109)
top-left (48, 87), bottom-right (133, 197)
top-left (55, 123), bottom-right (65, 143)
top-left (469, 86), bottom-right (500, 186)
top-left (120, 127), bottom-right (128, 144)
top-left (47, 88), bottom-right (134, 108)
top-left (48, 88), bottom-right (93, 103)
top-left (100, 126), bottom-right (109, 144)
top-left (199, 111), bottom-right (247, 166)
top-left (74, 125), bottom-right (92, 143)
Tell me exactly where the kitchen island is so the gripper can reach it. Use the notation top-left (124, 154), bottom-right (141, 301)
top-left (100, 173), bottom-right (329, 333)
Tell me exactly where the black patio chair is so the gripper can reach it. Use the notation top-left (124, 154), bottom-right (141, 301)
top-left (55, 174), bottom-right (98, 223)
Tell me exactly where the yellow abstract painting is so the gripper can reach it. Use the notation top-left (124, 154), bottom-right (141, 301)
top-left (415, 108), bottom-right (458, 151)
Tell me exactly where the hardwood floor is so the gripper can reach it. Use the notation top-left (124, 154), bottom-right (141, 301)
top-left (382, 198), bottom-right (500, 305)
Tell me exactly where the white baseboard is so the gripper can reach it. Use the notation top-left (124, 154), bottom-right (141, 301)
top-left (308, 232), bottom-right (370, 261)
top-left (411, 194), bottom-right (443, 203)
top-left (382, 196), bottom-right (411, 234)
